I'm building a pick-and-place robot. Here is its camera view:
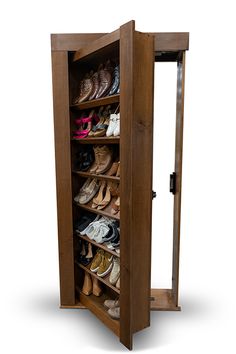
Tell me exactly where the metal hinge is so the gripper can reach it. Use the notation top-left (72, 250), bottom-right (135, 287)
top-left (170, 172), bottom-right (176, 195)
top-left (152, 190), bottom-right (157, 199)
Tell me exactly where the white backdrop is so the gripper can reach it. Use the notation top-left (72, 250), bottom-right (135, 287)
top-left (0, 0), bottom-right (236, 353)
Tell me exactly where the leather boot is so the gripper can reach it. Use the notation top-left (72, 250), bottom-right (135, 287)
top-left (78, 74), bottom-right (93, 103)
top-left (108, 65), bottom-right (120, 96)
top-left (92, 277), bottom-right (102, 297)
top-left (89, 146), bottom-right (101, 174)
top-left (82, 272), bottom-right (92, 296)
top-left (89, 72), bottom-right (100, 100)
top-left (96, 145), bottom-right (113, 174)
top-left (95, 61), bottom-right (113, 99)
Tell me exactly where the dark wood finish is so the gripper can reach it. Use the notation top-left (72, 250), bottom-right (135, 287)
top-left (61, 302), bottom-right (86, 309)
top-left (51, 51), bottom-right (75, 306)
top-left (70, 94), bottom-right (119, 111)
top-left (51, 32), bottom-right (189, 53)
top-left (76, 262), bottom-right (120, 295)
top-left (73, 29), bottom-right (120, 62)
top-left (172, 52), bottom-right (186, 307)
top-left (119, 21), bottom-right (154, 350)
top-left (76, 233), bottom-right (120, 258)
top-left (150, 289), bottom-right (181, 311)
top-left (74, 200), bottom-right (120, 221)
top-left (72, 170), bottom-right (120, 183)
top-left (71, 137), bottom-right (119, 144)
top-left (79, 291), bottom-right (120, 336)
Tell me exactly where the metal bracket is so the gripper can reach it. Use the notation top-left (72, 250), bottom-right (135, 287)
top-left (170, 172), bottom-right (176, 195)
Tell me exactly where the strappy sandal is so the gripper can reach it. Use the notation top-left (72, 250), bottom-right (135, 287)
top-left (74, 110), bottom-right (99, 139)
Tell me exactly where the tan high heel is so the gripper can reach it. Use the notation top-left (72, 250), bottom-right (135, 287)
top-left (116, 161), bottom-right (120, 177)
top-left (92, 180), bottom-right (107, 208)
top-left (105, 162), bottom-right (119, 176)
top-left (111, 196), bottom-right (120, 214)
top-left (82, 272), bottom-right (92, 295)
top-left (86, 243), bottom-right (93, 259)
top-left (97, 182), bottom-right (112, 210)
top-left (92, 277), bottom-right (103, 296)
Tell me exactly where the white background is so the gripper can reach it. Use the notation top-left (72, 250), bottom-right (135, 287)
top-left (0, 0), bottom-right (236, 353)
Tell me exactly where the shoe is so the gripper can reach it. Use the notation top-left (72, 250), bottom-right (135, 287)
top-left (88, 71), bottom-right (99, 100)
top-left (102, 221), bottom-right (119, 243)
top-left (111, 196), bottom-right (120, 214)
top-left (77, 241), bottom-right (92, 266)
top-left (116, 277), bottom-right (120, 289)
top-left (92, 277), bottom-right (103, 296)
top-left (75, 213), bottom-right (97, 233)
top-left (96, 61), bottom-right (113, 99)
top-left (74, 178), bottom-right (100, 205)
top-left (108, 307), bottom-right (120, 320)
top-left (92, 180), bottom-right (107, 208)
top-left (113, 113), bottom-right (120, 137)
top-left (116, 161), bottom-right (120, 177)
top-left (109, 257), bottom-right (120, 285)
top-left (97, 252), bottom-right (113, 277)
top-left (108, 65), bottom-right (120, 96)
top-left (90, 249), bottom-right (104, 272)
top-left (106, 114), bottom-right (118, 137)
top-left (80, 214), bottom-right (100, 235)
top-left (86, 216), bottom-right (110, 239)
top-left (96, 146), bottom-right (113, 174)
top-left (77, 74), bottom-right (94, 103)
top-left (82, 272), bottom-right (92, 295)
top-left (104, 299), bottom-right (119, 309)
top-left (105, 162), bottom-right (119, 176)
top-left (96, 182), bottom-right (112, 210)
top-left (89, 146), bottom-right (101, 174)
top-left (74, 110), bottom-right (99, 139)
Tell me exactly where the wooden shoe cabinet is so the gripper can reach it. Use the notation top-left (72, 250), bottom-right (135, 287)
top-left (51, 20), bottom-right (189, 350)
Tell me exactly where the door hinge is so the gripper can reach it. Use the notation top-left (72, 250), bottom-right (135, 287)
top-left (152, 190), bottom-right (157, 199)
top-left (170, 172), bottom-right (176, 195)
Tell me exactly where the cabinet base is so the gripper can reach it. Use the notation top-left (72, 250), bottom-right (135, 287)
top-left (60, 289), bottom-right (180, 311)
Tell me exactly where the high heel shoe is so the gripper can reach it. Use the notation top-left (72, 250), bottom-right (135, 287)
top-left (82, 272), bottom-right (92, 295)
top-left (92, 277), bottom-right (103, 297)
top-left (92, 180), bottom-right (107, 208)
top-left (97, 182), bottom-right (112, 210)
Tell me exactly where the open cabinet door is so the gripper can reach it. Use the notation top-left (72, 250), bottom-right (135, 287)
top-left (52, 20), bottom-right (154, 351)
top-left (119, 21), bottom-right (154, 349)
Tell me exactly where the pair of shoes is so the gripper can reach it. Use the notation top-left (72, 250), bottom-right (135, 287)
top-left (74, 178), bottom-right (100, 205)
top-left (84, 216), bottom-right (119, 245)
top-left (108, 65), bottom-right (120, 96)
top-left (90, 250), bottom-right (113, 277)
top-left (106, 161), bottom-right (120, 176)
top-left (77, 240), bottom-right (93, 266)
top-left (74, 146), bottom-right (94, 171)
top-left (73, 110), bottom-right (99, 139)
top-left (104, 298), bottom-right (120, 320)
top-left (109, 257), bottom-right (120, 285)
top-left (92, 181), bottom-right (112, 210)
top-left (82, 272), bottom-right (102, 297)
top-left (89, 145), bottom-right (113, 174)
top-left (73, 61), bottom-right (119, 104)
top-left (106, 113), bottom-right (120, 137)
top-left (75, 213), bottom-right (97, 233)
top-left (89, 105), bottom-right (110, 137)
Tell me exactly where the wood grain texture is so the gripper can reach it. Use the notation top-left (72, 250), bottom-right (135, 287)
top-left (51, 51), bottom-right (75, 306)
top-left (51, 32), bottom-right (189, 52)
top-left (172, 52), bottom-right (186, 307)
top-left (150, 289), bottom-right (181, 311)
top-left (70, 93), bottom-right (119, 110)
top-left (120, 20), bottom-right (154, 349)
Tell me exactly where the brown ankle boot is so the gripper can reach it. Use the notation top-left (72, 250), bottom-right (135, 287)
top-left (82, 273), bottom-right (92, 295)
top-left (92, 277), bottom-right (103, 297)
top-left (89, 146), bottom-right (101, 174)
top-left (96, 145), bottom-right (113, 174)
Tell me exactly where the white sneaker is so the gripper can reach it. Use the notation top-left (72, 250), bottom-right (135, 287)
top-left (80, 215), bottom-right (100, 235)
top-left (109, 257), bottom-right (120, 285)
top-left (106, 114), bottom-right (117, 137)
top-left (113, 113), bottom-right (120, 136)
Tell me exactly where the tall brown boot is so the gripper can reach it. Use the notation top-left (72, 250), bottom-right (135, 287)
top-left (92, 277), bottom-right (103, 297)
top-left (82, 272), bottom-right (92, 296)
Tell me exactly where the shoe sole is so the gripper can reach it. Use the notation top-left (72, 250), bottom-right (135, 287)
top-left (97, 262), bottom-right (113, 277)
top-left (90, 266), bottom-right (99, 273)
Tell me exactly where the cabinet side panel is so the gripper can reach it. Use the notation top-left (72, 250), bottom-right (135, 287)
top-left (51, 51), bottom-right (75, 305)
top-left (131, 31), bottom-right (154, 333)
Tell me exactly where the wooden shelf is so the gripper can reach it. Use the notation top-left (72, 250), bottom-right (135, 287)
top-left (71, 136), bottom-right (119, 144)
top-left (70, 94), bottom-right (119, 111)
top-left (74, 200), bottom-right (120, 221)
top-left (76, 261), bottom-right (120, 295)
top-left (76, 287), bottom-right (120, 337)
top-left (75, 232), bottom-right (120, 258)
top-left (72, 170), bottom-right (120, 183)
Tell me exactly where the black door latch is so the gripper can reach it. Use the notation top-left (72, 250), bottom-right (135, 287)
top-left (152, 190), bottom-right (157, 199)
top-left (170, 172), bottom-right (176, 195)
